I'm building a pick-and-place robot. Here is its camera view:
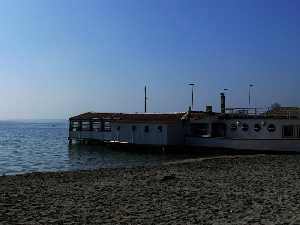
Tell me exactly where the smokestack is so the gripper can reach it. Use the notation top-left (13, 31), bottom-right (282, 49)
top-left (206, 105), bottom-right (212, 113)
top-left (221, 93), bottom-right (226, 113)
top-left (144, 86), bottom-right (147, 113)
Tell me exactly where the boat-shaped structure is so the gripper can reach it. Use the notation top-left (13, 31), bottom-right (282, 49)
top-left (69, 94), bottom-right (300, 152)
top-left (186, 107), bottom-right (300, 152)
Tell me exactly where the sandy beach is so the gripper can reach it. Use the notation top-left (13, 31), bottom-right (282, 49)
top-left (1, 154), bottom-right (300, 225)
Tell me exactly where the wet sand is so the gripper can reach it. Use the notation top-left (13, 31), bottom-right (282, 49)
top-left (1, 154), bottom-right (300, 224)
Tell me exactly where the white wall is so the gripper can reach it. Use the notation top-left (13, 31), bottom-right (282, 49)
top-left (225, 119), bottom-right (300, 139)
top-left (111, 123), bottom-right (168, 145)
top-left (188, 117), bottom-right (300, 139)
top-left (69, 122), bottom-right (171, 145)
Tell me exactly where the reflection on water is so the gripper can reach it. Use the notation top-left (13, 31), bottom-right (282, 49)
top-left (0, 121), bottom-right (204, 175)
top-left (68, 145), bottom-right (164, 170)
top-left (68, 144), bottom-right (193, 170)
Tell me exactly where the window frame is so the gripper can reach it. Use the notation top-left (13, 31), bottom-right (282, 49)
top-left (282, 125), bottom-right (294, 138)
top-left (104, 121), bottom-right (112, 132)
top-left (81, 121), bottom-right (91, 131)
top-left (230, 123), bottom-right (237, 131)
top-left (132, 125), bottom-right (136, 132)
top-left (267, 124), bottom-right (276, 133)
top-left (157, 125), bottom-right (163, 132)
top-left (92, 121), bottom-right (101, 132)
top-left (144, 126), bottom-right (149, 133)
top-left (190, 123), bottom-right (209, 137)
top-left (254, 123), bottom-right (261, 132)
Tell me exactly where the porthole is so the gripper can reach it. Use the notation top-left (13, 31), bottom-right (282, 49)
top-left (242, 123), bottom-right (249, 131)
top-left (254, 124), bottom-right (261, 132)
top-left (231, 124), bottom-right (237, 131)
top-left (268, 124), bottom-right (276, 132)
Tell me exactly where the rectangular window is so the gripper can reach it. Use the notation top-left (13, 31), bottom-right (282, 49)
top-left (144, 126), bottom-right (149, 133)
top-left (296, 126), bottom-right (300, 137)
top-left (104, 121), bottom-right (111, 132)
top-left (71, 121), bottom-right (80, 131)
top-left (71, 121), bottom-right (79, 128)
top-left (92, 122), bottom-right (101, 132)
top-left (191, 123), bottom-right (209, 137)
top-left (282, 125), bottom-right (294, 137)
top-left (81, 121), bottom-right (91, 131)
top-left (212, 123), bottom-right (226, 137)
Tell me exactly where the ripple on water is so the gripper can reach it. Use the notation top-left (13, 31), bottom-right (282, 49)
top-left (0, 121), bottom-right (205, 175)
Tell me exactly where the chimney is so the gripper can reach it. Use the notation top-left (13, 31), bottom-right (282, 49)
top-left (221, 93), bottom-right (226, 113)
top-left (206, 105), bottom-right (212, 113)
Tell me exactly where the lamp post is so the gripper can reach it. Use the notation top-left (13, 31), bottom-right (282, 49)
top-left (144, 86), bottom-right (147, 113)
top-left (248, 84), bottom-right (254, 108)
top-left (223, 88), bottom-right (229, 108)
top-left (189, 83), bottom-right (195, 110)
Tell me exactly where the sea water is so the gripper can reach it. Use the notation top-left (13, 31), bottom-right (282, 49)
top-left (0, 120), bottom-right (200, 175)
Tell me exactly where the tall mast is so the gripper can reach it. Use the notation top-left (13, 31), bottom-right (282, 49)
top-left (144, 86), bottom-right (147, 113)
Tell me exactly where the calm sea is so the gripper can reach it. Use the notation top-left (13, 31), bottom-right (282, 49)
top-left (0, 120), bottom-right (201, 176)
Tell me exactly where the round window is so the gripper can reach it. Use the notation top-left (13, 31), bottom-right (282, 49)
top-left (242, 123), bottom-right (249, 131)
top-left (231, 124), bottom-right (237, 131)
top-left (254, 124), bottom-right (261, 132)
top-left (268, 124), bottom-right (276, 132)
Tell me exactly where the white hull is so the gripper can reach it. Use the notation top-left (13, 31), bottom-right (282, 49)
top-left (186, 137), bottom-right (300, 152)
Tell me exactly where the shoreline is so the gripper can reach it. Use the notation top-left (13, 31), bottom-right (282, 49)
top-left (1, 154), bottom-right (300, 224)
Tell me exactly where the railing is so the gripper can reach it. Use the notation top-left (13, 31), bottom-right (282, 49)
top-left (225, 107), bottom-right (300, 119)
top-left (263, 110), bottom-right (300, 119)
top-left (225, 108), bottom-right (267, 116)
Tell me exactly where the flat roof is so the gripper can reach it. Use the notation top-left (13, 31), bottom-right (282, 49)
top-left (69, 112), bottom-right (186, 124)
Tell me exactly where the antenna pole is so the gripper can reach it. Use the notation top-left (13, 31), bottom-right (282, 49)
top-left (192, 86), bottom-right (194, 109)
top-left (249, 84), bottom-right (254, 108)
top-left (144, 86), bottom-right (147, 113)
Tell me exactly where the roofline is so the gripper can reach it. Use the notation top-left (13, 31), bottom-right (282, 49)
top-left (69, 112), bottom-right (186, 123)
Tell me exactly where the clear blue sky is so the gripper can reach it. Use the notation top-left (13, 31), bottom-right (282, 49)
top-left (0, 0), bottom-right (299, 119)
